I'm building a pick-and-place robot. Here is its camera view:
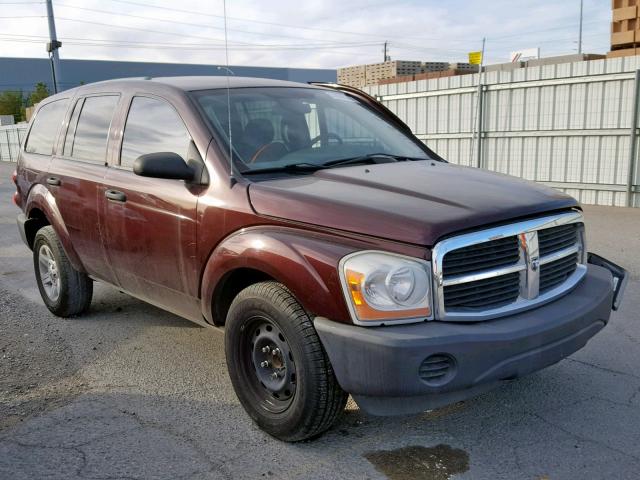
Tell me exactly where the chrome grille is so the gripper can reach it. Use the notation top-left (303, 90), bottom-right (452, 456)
top-left (444, 272), bottom-right (520, 309)
top-left (539, 224), bottom-right (579, 256)
top-left (433, 211), bottom-right (587, 321)
top-left (442, 236), bottom-right (519, 276)
top-left (540, 253), bottom-right (578, 293)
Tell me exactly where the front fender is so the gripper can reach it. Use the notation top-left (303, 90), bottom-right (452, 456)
top-left (200, 227), bottom-right (360, 325)
top-left (25, 183), bottom-right (86, 272)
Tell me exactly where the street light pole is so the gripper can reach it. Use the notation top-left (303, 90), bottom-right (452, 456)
top-left (45, 0), bottom-right (62, 93)
top-left (578, 0), bottom-right (584, 55)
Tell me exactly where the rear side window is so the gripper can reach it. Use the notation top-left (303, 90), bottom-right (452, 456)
top-left (120, 96), bottom-right (191, 168)
top-left (62, 98), bottom-right (84, 157)
top-left (69, 95), bottom-right (119, 164)
top-left (25, 99), bottom-right (69, 155)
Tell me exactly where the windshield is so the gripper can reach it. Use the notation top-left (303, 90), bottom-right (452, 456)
top-left (193, 87), bottom-right (430, 173)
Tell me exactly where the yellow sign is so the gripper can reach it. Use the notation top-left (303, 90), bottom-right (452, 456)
top-left (468, 51), bottom-right (483, 65)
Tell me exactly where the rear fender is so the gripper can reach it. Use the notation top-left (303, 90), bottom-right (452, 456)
top-left (25, 183), bottom-right (86, 272)
top-left (200, 227), bottom-right (357, 325)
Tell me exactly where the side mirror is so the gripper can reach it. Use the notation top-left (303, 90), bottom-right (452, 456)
top-left (133, 152), bottom-right (194, 181)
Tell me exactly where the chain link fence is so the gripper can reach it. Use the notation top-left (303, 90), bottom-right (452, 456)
top-left (0, 124), bottom-right (28, 163)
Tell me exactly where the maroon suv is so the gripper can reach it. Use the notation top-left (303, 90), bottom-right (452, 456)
top-left (13, 77), bottom-right (627, 441)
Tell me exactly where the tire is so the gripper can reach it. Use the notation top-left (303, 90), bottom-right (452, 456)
top-left (225, 281), bottom-right (348, 442)
top-left (33, 226), bottom-right (93, 317)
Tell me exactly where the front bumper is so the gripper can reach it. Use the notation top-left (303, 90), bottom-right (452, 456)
top-left (315, 262), bottom-right (622, 416)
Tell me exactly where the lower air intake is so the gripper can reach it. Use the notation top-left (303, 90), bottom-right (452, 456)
top-left (419, 354), bottom-right (457, 386)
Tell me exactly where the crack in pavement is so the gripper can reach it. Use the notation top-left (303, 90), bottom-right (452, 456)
top-left (530, 412), bottom-right (640, 463)
top-left (114, 409), bottom-right (234, 480)
top-left (613, 324), bottom-right (640, 346)
top-left (565, 358), bottom-right (640, 381)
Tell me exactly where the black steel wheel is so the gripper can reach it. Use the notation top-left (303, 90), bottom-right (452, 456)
top-left (225, 281), bottom-right (348, 442)
top-left (242, 315), bottom-right (297, 413)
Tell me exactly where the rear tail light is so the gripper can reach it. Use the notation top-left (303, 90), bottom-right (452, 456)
top-left (11, 171), bottom-right (20, 207)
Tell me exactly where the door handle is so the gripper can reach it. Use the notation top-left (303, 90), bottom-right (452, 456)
top-left (105, 189), bottom-right (127, 202)
top-left (46, 176), bottom-right (61, 186)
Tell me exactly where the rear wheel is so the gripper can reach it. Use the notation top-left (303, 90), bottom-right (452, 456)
top-left (225, 281), bottom-right (347, 441)
top-left (33, 226), bottom-right (93, 317)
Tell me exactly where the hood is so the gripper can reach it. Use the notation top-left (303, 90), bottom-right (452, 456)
top-left (248, 161), bottom-right (579, 246)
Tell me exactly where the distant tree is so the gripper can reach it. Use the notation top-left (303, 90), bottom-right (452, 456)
top-left (28, 82), bottom-right (50, 106)
top-left (0, 90), bottom-right (24, 123)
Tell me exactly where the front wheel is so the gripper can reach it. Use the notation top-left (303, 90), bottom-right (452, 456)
top-left (225, 281), bottom-right (347, 442)
top-left (33, 226), bottom-right (93, 317)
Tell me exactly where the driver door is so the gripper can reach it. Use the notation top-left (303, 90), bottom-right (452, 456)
top-left (101, 95), bottom-right (204, 320)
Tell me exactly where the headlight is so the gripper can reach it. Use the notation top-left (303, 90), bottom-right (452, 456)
top-left (339, 251), bottom-right (432, 325)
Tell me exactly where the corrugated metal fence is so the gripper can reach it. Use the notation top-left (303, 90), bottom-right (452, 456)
top-left (0, 124), bottom-right (28, 163)
top-left (365, 56), bottom-right (640, 208)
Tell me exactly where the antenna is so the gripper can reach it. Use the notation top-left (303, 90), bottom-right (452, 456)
top-left (222, 0), bottom-right (235, 186)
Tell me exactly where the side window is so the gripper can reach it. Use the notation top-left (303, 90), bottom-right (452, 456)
top-left (120, 97), bottom-right (191, 168)
top-left (70, 95), bottom-right (119, 164)
top-left (63, 98), bottom-right (84, 157)
top-left (324, 105), bottom-right (376, 147)
top-left (25, 99), bottom-right (69, 155)
top-left (305, 103), bottom-right (320, 146)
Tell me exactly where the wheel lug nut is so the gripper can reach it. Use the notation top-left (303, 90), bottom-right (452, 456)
top-left (271, 372), bottom-right (279, 379)
top-left (261, 346), bottom-right (271, 354)
top-left (260, 361), bottom-right (270, 368)
top-left (272, 348), bottom-right (280, 356)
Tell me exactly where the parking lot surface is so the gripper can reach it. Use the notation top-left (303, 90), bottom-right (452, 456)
top-left (0, 160), bottom-right (639, 479)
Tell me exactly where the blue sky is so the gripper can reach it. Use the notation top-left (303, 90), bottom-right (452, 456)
top-left (0, 0), bottom-right (612, 68)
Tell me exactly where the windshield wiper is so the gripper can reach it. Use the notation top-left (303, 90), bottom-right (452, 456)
top-left (321, 153), bottom-right (426, 168)
top-left (241, 162), bottom-right (326, 175)
top-left (241, 154), bottom-right (428, 176)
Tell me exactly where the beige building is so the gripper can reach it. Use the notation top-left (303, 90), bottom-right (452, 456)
top-left (609, 0), bottom-right (640, 58)
top-left (338, 60), bottom-right (477, 88)
top-left (338, 60), bottom-right (425, 88)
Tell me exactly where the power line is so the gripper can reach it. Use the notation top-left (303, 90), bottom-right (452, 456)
top-left (55, 16), bottom-right (250, 44)
top-left (54, 15), bottom-right (388, 50)
top-left (105, 0), bottom-right (406, 39)
top-left (1, 29), bottom-right (606, 60)
top-left (102, 0), bottom-right (610, 49)
top-left (102, 0), bottom-right (481, 46)
top-left (0, 32), bottom-right (470, 58)
top-left (2, 0), bottom-right (611, 65)
top-left (488, 20), bottom-right (603, 41)
top-left (54, 15), bottom-right (381, 49)
top-left (0, 32), bottom-right (384, 53)
top-left (55, 2), bottom-right (351, 44)
top-left (0, 31), bottom-right (381, 49)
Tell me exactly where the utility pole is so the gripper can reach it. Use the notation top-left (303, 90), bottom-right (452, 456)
top-left (45, 0), bottom-right (62, 93)
top-left (470, 37), bottom-right (486, 168)
top-left (383, 41), bottom-right (389, 62)
top-left (578, 0), bottom-right (584, 54)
